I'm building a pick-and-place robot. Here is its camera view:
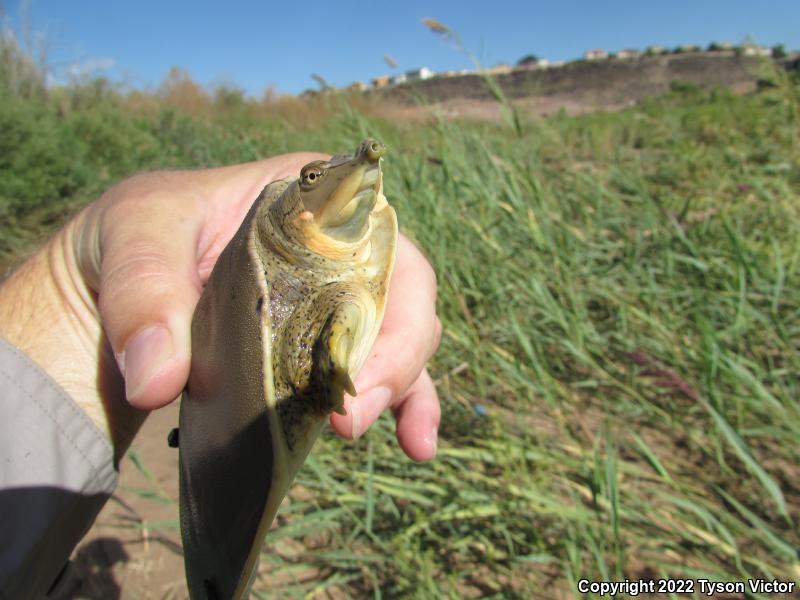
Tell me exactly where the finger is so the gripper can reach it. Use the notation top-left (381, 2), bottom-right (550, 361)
top-left (330, 387), bottom-right (392, 441)
top-left (97, 188), bottom-right (203, 410)
top-left (330, 236), bottom-right (440, 439)
top-left (393, 369), bottom-right (440, 462)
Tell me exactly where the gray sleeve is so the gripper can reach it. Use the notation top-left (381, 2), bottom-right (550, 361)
top-left (0, 337), bottom-right (118, 600)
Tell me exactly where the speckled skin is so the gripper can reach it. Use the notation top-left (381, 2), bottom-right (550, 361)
top-left (178, 140), bottom-right (397, 599)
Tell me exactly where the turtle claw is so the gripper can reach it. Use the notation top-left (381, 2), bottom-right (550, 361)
top-left (330, 368), bottom-right (356, 416)
top-left (341, 370), bottom-right (357, 398)
top-left (332, 401), bottom-right (348, 417)
top-left (329, 353), bottom-right (355, 416)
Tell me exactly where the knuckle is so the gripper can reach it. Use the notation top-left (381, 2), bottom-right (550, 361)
top-left (103, 186), bottom-right (171, 224)
top-left (105, 171), bottom-right (169, 203)
top-left (101, 172), bottom-right (203, 228)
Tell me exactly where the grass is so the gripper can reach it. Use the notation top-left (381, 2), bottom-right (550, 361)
top-left (2, 33), bottom-right (799, 598)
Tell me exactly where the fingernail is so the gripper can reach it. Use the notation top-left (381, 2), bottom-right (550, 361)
top-left (351, 386), bottom-right (392, 439)
top-left (118, 325), bottom-right (174, 401)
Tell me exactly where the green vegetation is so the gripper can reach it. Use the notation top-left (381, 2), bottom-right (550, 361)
top-left (3, 34), bottom-right (800, 598)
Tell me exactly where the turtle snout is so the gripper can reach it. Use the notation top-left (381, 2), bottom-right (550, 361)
top-left (359, 139), bottom-right (385, 162)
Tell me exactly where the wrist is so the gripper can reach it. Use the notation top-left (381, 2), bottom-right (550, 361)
top-left (0, 217), bottom-right (145, 460)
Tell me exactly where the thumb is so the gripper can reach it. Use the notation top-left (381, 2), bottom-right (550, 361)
top-left (97, 200), bottom-right (203, 410)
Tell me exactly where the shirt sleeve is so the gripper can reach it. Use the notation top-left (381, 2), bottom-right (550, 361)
top-left (0, 337), bottom-right (118, 600)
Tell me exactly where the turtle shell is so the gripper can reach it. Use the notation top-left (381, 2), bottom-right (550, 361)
top-left (177, 139), bottom-right (397, 599)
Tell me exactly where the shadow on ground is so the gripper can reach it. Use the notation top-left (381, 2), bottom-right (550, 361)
top-left (53, 537), bottom-right (128, 600)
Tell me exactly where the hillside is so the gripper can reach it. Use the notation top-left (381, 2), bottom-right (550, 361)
top-left (374, 52), bottom-right (793, 108)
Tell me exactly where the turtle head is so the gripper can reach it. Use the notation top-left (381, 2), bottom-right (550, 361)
top-left (280, 139), bottom-right (387, 258)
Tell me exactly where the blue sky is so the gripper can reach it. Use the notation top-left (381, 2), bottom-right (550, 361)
top-left (6, 1), bottom-right (799, 96)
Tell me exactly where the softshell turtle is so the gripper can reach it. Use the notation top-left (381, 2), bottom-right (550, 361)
top-left (177, 139), bottom-right (397, 599)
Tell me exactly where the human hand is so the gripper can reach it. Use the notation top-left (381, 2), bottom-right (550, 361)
top-left (0, 152), bottom-right (441, 460)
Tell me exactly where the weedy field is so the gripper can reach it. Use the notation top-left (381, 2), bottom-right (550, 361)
top-left (2, 36), bottom-right (800, 598)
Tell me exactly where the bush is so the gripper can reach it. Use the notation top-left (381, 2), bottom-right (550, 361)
top-left (772, 43), bottom-right (787, 59)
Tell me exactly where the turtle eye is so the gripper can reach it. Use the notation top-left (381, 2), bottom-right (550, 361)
top-left (301, 165), bottom-right (325, 188)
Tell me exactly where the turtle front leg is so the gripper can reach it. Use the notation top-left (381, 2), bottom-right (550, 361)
top-left (315, 302), bottom-right (363, 416)
top-left (273, 283), bottom-right (376, 450)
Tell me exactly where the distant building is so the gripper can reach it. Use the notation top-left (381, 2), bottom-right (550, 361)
top-left (741, 44), bottom-right (771, 57)
top-left (404, 67), bottom-right (435, 81)
top-left (347, 81), bottom-right (367, 92)
top-left (584, 48), bottom-right (608, 60)
top-left (645, 45), bottom-right (668, 55)
top-left (617, 48), bottom-right (642, 59)
top-left (389, 67), bottom-right (435, 86)
top-left (371, 75), bottom-right (391, 88)
top-left (486, 63), bottom-right (512, 74)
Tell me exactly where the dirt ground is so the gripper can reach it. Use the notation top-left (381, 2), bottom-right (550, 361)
top-left (57, 401), bottom-right (189, 600)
